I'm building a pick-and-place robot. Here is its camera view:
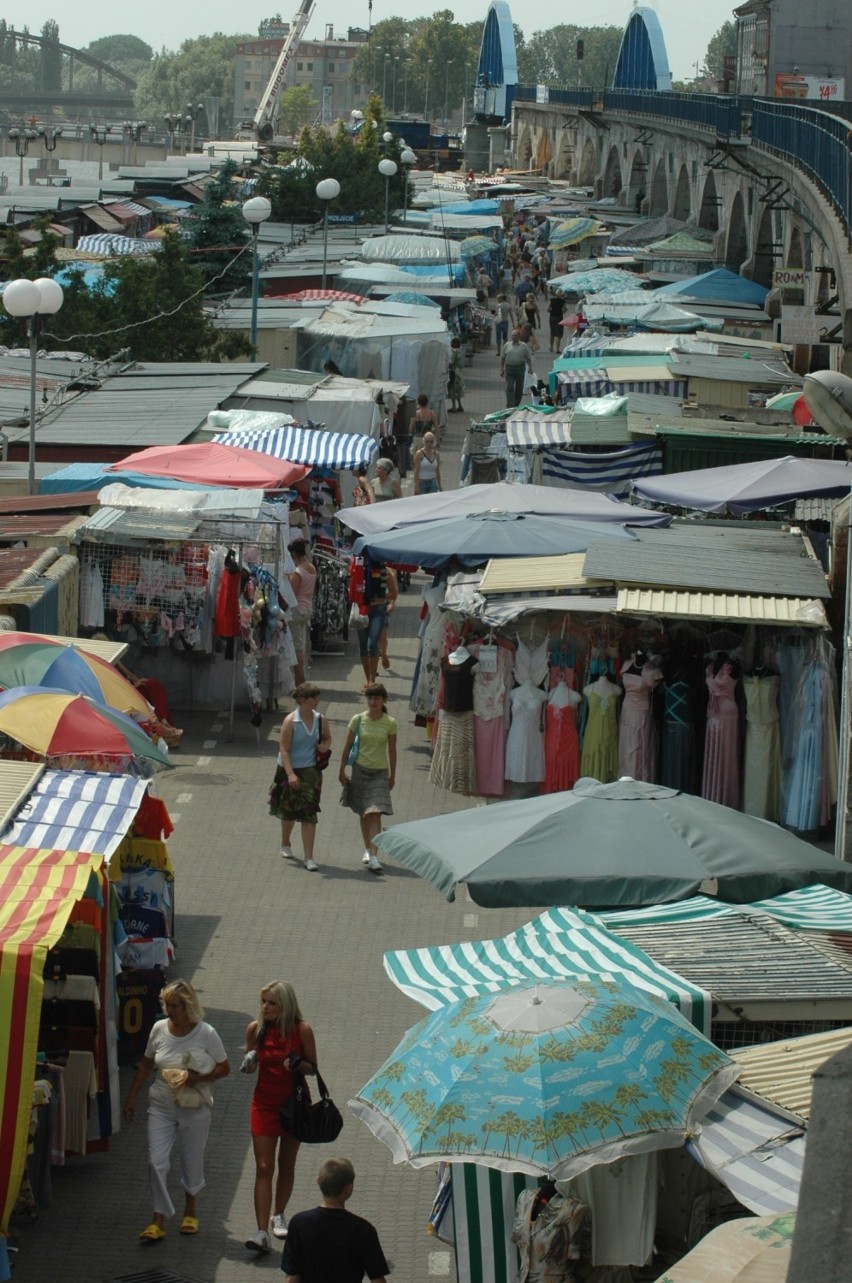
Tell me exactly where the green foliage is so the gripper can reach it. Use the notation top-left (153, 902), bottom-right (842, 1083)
top-left (277, 84), bottom-right (319, 136)
top-left (180, 159), bottom-right (252, 294)
top-left (349, 13), bottom-right (480, 120)
top-left (517, 24), bottom-right (623, 89)
top-left (134, 32), bottom-right (251, 128)
top-left (86, 34), bottom-right (153, 64)
top-left (704, 21), bottom-right (737, 79)
top-left (40, 20), bottom-right (62, 92)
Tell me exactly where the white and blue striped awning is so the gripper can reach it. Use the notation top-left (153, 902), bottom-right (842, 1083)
top-left (76, 233), bottom-right (161, 256)
top-left (212, 424), bottom-right (377, 470)
top-left (599, 883), bottom-right (852, 933)
top-left (505, 410), bottom-right (574, 448)
top-left (1, 769), bottom-right (148, 859)
top-left (690, 1086), bottom-right (805, 1215)
top-left (384, 904), bottom-right (711, 1032)
top-left (541, 441), bottom-right (663, 495)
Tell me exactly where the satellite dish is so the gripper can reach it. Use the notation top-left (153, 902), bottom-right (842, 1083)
top-left (803, 370), bottom-right (852, 441)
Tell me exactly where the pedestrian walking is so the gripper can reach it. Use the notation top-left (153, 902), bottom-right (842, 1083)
top-left (500, 329), bottom-right (534, 408)
top-left (371, 458), bottom-right (402, 502)
top-left (351, 465), bottom-right (374, 506)
top-left (269, 682), bottom-right (332, 872)
top-left (281, 1158), bottom-right (389, 1283)
top-left (122, 979), bottom-right (230, 1243)
top-left (356, 561), bottom-right (397, 686)
top-left (409, 392), bottom-right (441, 447)
top-left (447, 337), bottom-right (465, 413)
top-left (288, 539), bottom-right (316, 687)
top-left (412, 432), bottom-right (442, 495)
top-left (338, 682), bottom-right (397, 874)
top-left (494, 293), bottom-right (515, 356)
top-left (242, 981), bottom-right (318, 1253)
top-left (520, 291), bottom-right (541, 349)
top-left (548, 293), bottom-right (566, 352)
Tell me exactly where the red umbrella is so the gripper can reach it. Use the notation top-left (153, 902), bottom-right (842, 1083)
top-left (104, 442), bottom-right (310, 489)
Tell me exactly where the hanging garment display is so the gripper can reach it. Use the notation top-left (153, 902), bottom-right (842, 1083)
top-left (743, 672), bottom-right (782, 822)
top-left (783, 640), bottom-right (835, 832)
top-left (544, 679), bottom-right (582, 793)
top-left (702, 659), bottom-right (741, 810)
top-left (505, 681), bottom-right (548, 784)
top-left (411, 584), bottom-right (448, 718)
top-left (431, 648), bottom-right (478, 794)
top-left (214, 549), bottom-right (241, 650)
top-left (618, 656), bottom-right (663, 783)
top-left (660, 676), bottom-right (695, 792)
top-left (471, 640), bottom-right (513, 798)
top-left (580, 677), bottom-right (622, 783)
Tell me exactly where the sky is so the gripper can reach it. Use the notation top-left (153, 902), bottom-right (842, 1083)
top-left (22, 1), bottom-right (736, 81)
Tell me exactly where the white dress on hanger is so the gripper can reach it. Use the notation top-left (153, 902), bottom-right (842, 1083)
top-left (505, 681), bottom-right (548, 783)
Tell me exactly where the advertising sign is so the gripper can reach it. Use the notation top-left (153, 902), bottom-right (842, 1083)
top-left (775, 73), bottom-right (845, 101)
top-left (780, 305), bottom-right (821, 345)
top-left (772, 267), bottom-right (807, 291)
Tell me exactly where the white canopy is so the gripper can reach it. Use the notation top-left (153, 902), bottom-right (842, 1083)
top-left (358, 234), bottom-right (461, 263)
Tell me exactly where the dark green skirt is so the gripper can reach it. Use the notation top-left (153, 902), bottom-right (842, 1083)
top-left (269, 764), bottom-right (322, 823)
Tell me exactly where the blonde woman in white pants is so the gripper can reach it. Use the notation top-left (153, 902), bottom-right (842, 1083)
top-left (123, 978), bottom-right (230, 1242)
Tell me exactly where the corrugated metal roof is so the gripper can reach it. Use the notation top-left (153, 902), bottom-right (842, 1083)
top-left (0, 492), bottom-right (100, 515)
top-left (480, 553), bottom-right (602, 594)
top-left (32, 388), bottom-right (235, 448)
top-left (75, 507), bottom-right (201, 545)
top-left (0, 762), bottom-right (44, 833)
top-left (584, 524), bottom-right (830, 598)
top-left (629, 416), bottom-right (847, 447)
top-left (616, 588), bottom-right (828, 627)
top-left (81, 204), bottom-right (124, 232)
top-left (732, 1027), bottom-right (852, 1120)
top-left (668, 354), bottom-right (800, 386)
top-left (611, 910), bottom-right (852, 1018)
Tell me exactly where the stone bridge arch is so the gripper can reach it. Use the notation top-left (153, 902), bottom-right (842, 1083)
top-left (698, 170), bottom-right (720, 232)
top-left (752, 205), bottom-right (777, 288)
top-left (576, 136), bottom-right (597, 186)
top-left (649, 157), bottom-right (668, 217)
top-left (626, 148), bottom-right (648, 212)
top-left (516, 121), bottom-right (533, 169)
top-left (601, 144), bottom-right (623, 199)
top-left (725, 190), bottom-right (749, 270)
top-left (672, 164), bottom-right (691, 220)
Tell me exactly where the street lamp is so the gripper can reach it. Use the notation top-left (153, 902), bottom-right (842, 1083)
top-left (462, 61), bottom-right (471, 129)
top-left (1, 276), bottom-right (63, 495)
top-left (371, 45), bottom-right (382, 91)
top-left (242, 195), bottom-right (272, 357)
top-left (382, 53), bottom-right (390, 103)
top-left (424, 58), bottom-right (433, 121)
top-left (315, 176), bottom-right (340, 291)
top-left (378, 157), bottom-right (397, 232)
top-left (392, 56), bottom-right (399, 114)
top-left (185, 102), bottom-right (204, 151)
top-left (164, 113), bottom-right (182, 153)
top-left (123, 119), bottom-right (146, 165)
top-left (39, 124), bottom-right (62, 154)
top-left (400, 147), bottom-right (416, 224)
top-left (403, 59), bottom-right (410, 115)
top-left (444, 60), bottom-right (453, 126)
top-left (8, 126), bottom-right (38, 187)
top-left (89, 122), bottom-right (112, 181)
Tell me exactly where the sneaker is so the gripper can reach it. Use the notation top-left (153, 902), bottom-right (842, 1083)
top-left (304, 860), bottom-right (318, 872)
top-left (361, 850), bottom-right (372, 865)
top-left (270, 1213), bottom-right (288, 1239)
top-left (280, 845), bottom-right (294, 860)
top-left (366, 853), bottom-right (383, 873)
top-left (246, 1230), bottom-right (270, 1253)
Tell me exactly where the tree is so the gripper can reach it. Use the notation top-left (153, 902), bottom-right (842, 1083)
top-left (85, 34), bottom-right (153, 66)
top-left (134, 33), bottom-right (251, 128)
top-left (181, 159), bottom-right (252, 295)
top-left (704, 21), bottom-right (737, 79)
top-left (518, 24), bottom-right (623, 90)
top-left (277, 84), bottom-right (319, 136)
top-left (40, 20), bottom-right (62, 93)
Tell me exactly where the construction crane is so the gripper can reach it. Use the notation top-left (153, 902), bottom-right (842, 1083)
top-left (247, 0), bottom-right (316, 141)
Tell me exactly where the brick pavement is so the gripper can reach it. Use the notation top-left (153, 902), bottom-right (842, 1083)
top-left (12, 321), bottom-right (551, 1282)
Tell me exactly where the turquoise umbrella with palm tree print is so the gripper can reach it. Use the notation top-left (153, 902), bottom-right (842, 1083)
top-left (348, 979), bottom-right (739, 1177)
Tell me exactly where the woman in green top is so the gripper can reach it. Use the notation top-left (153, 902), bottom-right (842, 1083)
top-left (338, 683), bottom-right (397, 874)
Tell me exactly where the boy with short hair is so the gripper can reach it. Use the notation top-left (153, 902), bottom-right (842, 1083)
top-left (281, 1158), bottom-right (389, 1283)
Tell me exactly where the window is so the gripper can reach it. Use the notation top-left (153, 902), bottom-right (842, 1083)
top-left (297, 61), bottom-right (303, 70)
top-left (328, 62), bottom-right (334, 72)
top-left (307, 61), bottom-right (313, 70)
top-left (244, 81), bottom-right (252, 91)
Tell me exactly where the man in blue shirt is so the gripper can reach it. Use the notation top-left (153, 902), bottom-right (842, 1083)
top-left (281, 1158), bottom-right (389, 1283)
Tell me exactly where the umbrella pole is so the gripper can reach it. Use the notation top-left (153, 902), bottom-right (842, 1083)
top-left (228, 628), bottom-right (238, 743)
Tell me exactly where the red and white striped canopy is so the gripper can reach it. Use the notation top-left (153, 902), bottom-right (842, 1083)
top-left (276, 289), bottom-right (365, 303)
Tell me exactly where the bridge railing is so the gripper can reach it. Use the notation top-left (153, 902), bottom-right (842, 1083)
top-left (512, 86), bottom-right (595, 108)
top-left (751, 99), bottom-right (850, 239)
top-left (602, 89), bottom-right (749, 140)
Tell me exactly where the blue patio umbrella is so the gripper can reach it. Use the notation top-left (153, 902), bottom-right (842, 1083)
top-left (352, 510), bottom-right (636, 569)
top-left (348, 978), bottom-right (739, 1177)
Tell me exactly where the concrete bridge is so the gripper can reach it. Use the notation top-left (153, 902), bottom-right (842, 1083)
top-left (501, 89), bottom-right (851, 369)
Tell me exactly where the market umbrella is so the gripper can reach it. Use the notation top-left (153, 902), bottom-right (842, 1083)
top-left (548, 268), bottom-right (646, 297)
top-left (338, 481), bottom-right (672, 536)
top-left (104, 442), bottom-right (310, 489)
top-left (0, 634), bottom-right (151, 719)
top-left (656, 1212), bottom-right (795, 1282)
top-left (373, 776), bottom-right (852, 908)
top-left (459, 234), bottom-right (497, 258)
top-left (632, 455), bottom-right (852, 514)
top-left (0, 687), bottom-right (172, 772)
top-left (348, 978), bottom-right (739, 1176)
top-left (352, 510), bottom-right (636, 569)
top-left (548, 217), bottom-right (608, 249)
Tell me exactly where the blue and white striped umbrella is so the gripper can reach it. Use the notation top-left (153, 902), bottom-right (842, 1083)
top-left (76, 234), bottom-right (161, 256)
top-left (212, 424), bottom-right (377, 470)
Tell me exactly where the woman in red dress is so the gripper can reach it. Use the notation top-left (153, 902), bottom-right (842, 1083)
top-left (242, 981), bottom-right (317, 1254)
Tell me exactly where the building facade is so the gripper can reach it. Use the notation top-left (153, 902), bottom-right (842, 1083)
top-left (233, 26), bottom-right (367, 132)
top-left (734, 0), bottom-right (850, 101)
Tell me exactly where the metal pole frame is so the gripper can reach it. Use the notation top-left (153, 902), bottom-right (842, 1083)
top-left (250, 226), bottom-right (261, 355)
top-left (321, 204), bottom-right (330, 290)
top-left (384, 175), bottom-right (390, 233)
top-left (27, 315), bottom-right (38, 495)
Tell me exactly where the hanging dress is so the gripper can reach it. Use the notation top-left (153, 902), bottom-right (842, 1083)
top-left (742, 674), bottom-right (781, 822)
top-left (618, 662), bottom-right (663, 783)
top-left (514, 636), bottom-right (549, 688)
top-left (580, 681), bottom-right (622, 783)
top-left (471, 644), bottom-right (513, 797)
top-left (701, 663), bottom-right (741, 810)
top-left (430, 654), bottom-right (478, 794)
top-left (544, 683), bottom-right (582, 793)
top-left (660, 678), bottom-right (695, 792)
top-left (504, 682), bottom-right (548, 783)
top-left (783, 655), bottom-right (825, 831)
top-left (411, 584), bottom-right (448, 717)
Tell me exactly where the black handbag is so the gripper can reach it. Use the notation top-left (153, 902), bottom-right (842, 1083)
top-left (315, 715), bottom-right (331, 771)
top-left (279, 1061), bottom-right (343, 1144)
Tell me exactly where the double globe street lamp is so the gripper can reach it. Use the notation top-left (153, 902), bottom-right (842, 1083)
top-left (316, 177), bottom-right (341, 291)
top-left (378, 158), bottom-right (397, 233)
top-left (241, 196), bottom-right (272, 357)
top-left (1, 277), bottom-right (64, 494)
top-left (400, 147), bottom-right (417, 224)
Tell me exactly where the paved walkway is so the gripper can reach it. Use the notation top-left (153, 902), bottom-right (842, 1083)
top-left (13, 323), bottom-right (542, 1281)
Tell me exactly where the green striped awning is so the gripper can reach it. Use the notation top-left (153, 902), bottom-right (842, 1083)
top-left (383, 905), bottom-right (711, 1034)
top-left (599, 883), bottom-right (852, 934)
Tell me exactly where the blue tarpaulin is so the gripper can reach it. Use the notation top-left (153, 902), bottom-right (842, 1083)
top-left (656, 268), bottom-right (769, 306)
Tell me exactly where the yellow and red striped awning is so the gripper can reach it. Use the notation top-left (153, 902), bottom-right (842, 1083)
top-left (0, 845), bottom-right (103, 1231)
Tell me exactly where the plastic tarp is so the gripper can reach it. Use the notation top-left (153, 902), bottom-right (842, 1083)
top-left (549, 269), bottom-right (647, 297)
top-left (430, 214), bottom-right (503, 231)
top-left (428, 199), bottom-right (500, 215)
top-left (291, 305), bottom-right (450, 343)
top-left (103, 442), bottom-right (311, 489)
top-left (656, 268), bottom-right (769, 306)
top-left (632, 455), bottom-right (852, 514)
top-left (337, 262), bottom-right (464, 286)
top-left (97, 482), bottom-right (268, 518)
top-left (584, 298), bottom-right (720, 332)
top-left (40, 463), bottom-right (233, 494)
top-left (358, 234), bottom-right (461, 263)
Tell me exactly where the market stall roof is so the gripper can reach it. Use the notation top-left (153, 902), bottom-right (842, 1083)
top-left (667, 352), bottom-right (800, 387)
top-left (339, 481), bottom-right (672, 536)
top-left (358, 233), bottom-right (461, 263)
top-left (657, 267), bottom-right (769, 307)
top-left (103, 442), bottom-right (310, 489)
top-left (731, 1027), bottom-right (852, 1122)
top-left (689, 1089), bottom-right (804, 1216)
top-left (74, 506), bottom-right (203, 545)
top-left (97, 483), bottom-right (267, 519)
top-left (290, 305), bottom-right (450, 343)
top-left (211, 422), bottom-right (376, 469)
top-left (0, 762), bottom-right (44, 832)
top-left (616, 588), bottom-right (828, 629)
top-left (479, 552), bottom-right (604, 594)
top-left (632, 455), bottom-right (852, 514)
top-left (0, 768), bottom-right (147, 860)
top-left (582, 522), bottom-right (830, 599)
top-left (583, 298), bottom-right (718, 332)
top-left (430, 213), bottom-right (503, 231)
top-left (504, 408), bottom-right (576, 448)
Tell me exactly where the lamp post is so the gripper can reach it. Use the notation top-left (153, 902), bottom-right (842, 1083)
top-left (371, 45), bottom-right (382, 92)
top-left (424, 58), bottom-right (433, 121)
top-left (8, 126), bottom-right (38, 187)
top-left (382, 53), bottom-right (390, 103)
top-left (185, 101), bottom-right (204, 151)
top-left (241, 195), bottom-right (272, 358)
top-left (444, 60), bottom-right (453, 126)
top-left (400, 147), bottom-right (416, 224)
top-left (1, 276), bottom-right (63, 495)
top-left (462, 62), bottom-right (471, 130)
top-left (392, 56), bottom-right (399, 114)
top-left (164, 112), bottom-right (178, 152)
top-left (122, 119), bottom-right (146, 165)
top-left (403, 60), bottom-right (410, 115)
top-left (315, 176), bottom-right (340, 291)
top-left (39, 124), bottom-right (62, 155)
top-left (89, 122), bottom-right (111, 181)
top-left (378, 157), bottom-right (397, 232)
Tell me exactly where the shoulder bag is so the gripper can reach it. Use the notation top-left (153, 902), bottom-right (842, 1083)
top-left (279, 1060), bottom-right (343, 1144)
top-left (315, 714), bottom-right (331, 771)
top-left (346, 714), bottom-right (362, 767)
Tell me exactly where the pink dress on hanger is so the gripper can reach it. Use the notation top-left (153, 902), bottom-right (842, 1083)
top-left (702, 662), bottom-right (741, 809)
top-left (618, 661), bottom-right (663, 783)
top-left (544, 683), bottom-right (581, 793)
top-left (472, 642), bottom-right (513, 797)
